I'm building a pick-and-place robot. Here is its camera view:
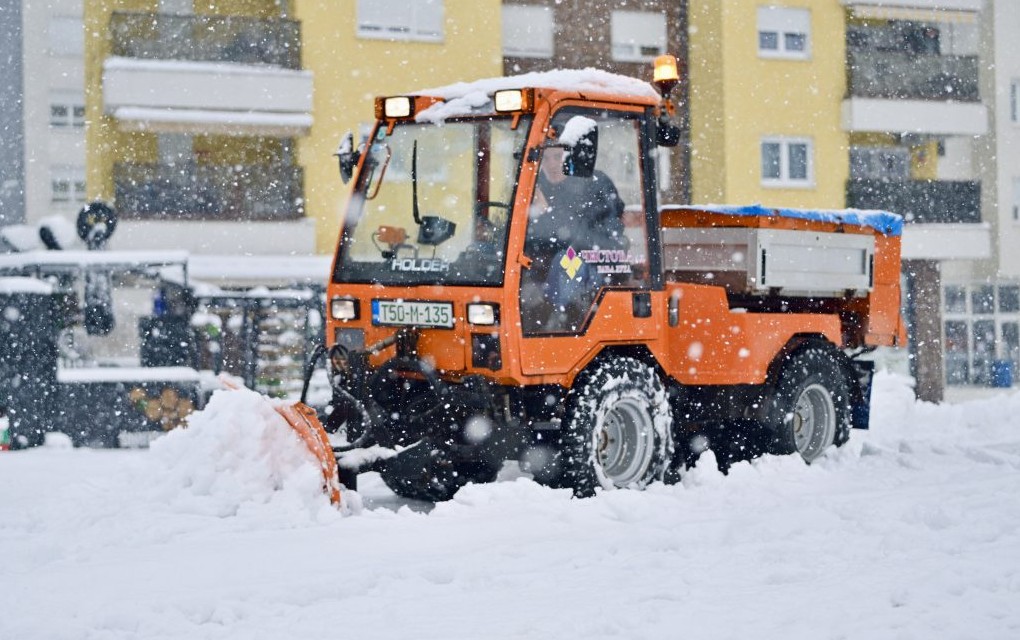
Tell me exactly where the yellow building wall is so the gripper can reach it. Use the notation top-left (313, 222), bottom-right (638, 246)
top-left (689, 0), bottom-right (848, 209)
top-left (688, 1), bottom-right (727, 203)
top-left (294, 1), bottom-right (503, 253)
top-left (84, 0), bottom-right (159, 202)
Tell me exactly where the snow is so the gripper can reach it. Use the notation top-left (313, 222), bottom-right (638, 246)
top-left (558, 114), bottom-right (597, 146)
top-left (56, 366), bottom-right (202, 384)
top-left (0, 250), bottom-right (189, 270)
top-left (3, 372), bottom-right (1019, 638)
top-left (673, 203), bottom-right (905, 236)
top-left (0, 277), bottom-right (53, 295)
top-left (415, 68), bottom-right (660, 123)
top-left (114, 106), bottom-right (313, 130)
top-left (105, 56), bottom-right (312, 78)
top-left (187, 254), bottom-right (331, 283)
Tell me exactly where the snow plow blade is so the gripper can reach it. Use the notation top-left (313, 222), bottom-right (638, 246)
top-left (219, 377), bottom-right (342, 506)
top-left (274, 401), bottom-right (342, 506)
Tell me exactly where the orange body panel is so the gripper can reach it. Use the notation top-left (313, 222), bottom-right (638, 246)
top-left (658, 284), bottom-right (842, 386)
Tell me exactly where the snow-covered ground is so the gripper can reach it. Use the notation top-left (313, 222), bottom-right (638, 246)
top-left (3, 372), bottom-right (1019, 639)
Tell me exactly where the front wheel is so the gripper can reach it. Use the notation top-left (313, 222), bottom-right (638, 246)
top-left (764, 344), bottom-right (852, 463)
top-left (560, 357), bottom-right (674, 497)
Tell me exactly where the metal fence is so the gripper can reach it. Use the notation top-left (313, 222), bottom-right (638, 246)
top-left (114, 162), bottom-right (304, 221)
top-left (109, 11), bottom-right (301, 69)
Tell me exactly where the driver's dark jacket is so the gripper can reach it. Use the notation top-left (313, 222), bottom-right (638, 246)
top-left (525, 170), bottom-right (626, 257)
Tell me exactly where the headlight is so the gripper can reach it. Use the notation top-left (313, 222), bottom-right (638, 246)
top-left (330, 298), bottom-right (358, 321)
top-left (467, 303), bottom-right (498, 325)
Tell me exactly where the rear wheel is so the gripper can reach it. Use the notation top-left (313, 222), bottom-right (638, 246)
top-left (764, 344), bottom-right (852, 463)
top-left (560, 357), bottom-right (673, 497)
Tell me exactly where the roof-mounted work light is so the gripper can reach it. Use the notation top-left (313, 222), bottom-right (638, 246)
top-left (494, 88), bottom-right (535, 113)
top-left (383, 96), bottom-right (412, 118)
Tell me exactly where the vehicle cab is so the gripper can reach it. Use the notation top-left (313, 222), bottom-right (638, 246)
top-left (325, 70), bottom-right (676, 388)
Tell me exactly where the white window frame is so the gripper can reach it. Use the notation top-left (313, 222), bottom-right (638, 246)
top-left (1011, 80), bottom-right (1020, 124)
top-left (502, 5), bottom-right (554, 59)
top-left (356, 0), bottom-right (444, 43)
top-left (757, 6), bottom-right (811, 60)
top-left (761, 137), bottom-right (814, 188)
top-left (49, 91), bottom-right (85, 128)
top-left (611, 10), bottom-right (667, 63)
top-left (1012, 178), bottom-right (1020, 223)
top-left (50, 166), bottom-right (86, 205)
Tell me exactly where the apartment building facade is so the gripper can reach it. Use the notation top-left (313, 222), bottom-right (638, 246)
top-left (0, 0), bottom-right (88, 231)
top-left (940, 0), bottom-right (1020, 389)
top-left (686, 0), bottom-right (994, 401)
top-left (84, 0), bottom-right (500, 259)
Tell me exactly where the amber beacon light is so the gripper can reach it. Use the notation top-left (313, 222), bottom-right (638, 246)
top-left (652, 54), bottom-right (679, 98)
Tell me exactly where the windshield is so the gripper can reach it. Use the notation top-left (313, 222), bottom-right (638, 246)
top-left (333, 116), bottom-right (532, 286)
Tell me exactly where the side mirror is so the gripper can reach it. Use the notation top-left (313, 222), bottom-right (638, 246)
top-left (335, 132), bottom-right (361, 184)
top-left (656, 120), bottom-right (681, 147)
top-left (559, 116), bottom-right (598, 179)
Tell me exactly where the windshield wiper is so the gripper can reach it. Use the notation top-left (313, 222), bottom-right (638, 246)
top-left (411, 139), bottom-right (457, 246)
top-left (412, 140), bottom-right (422, 225)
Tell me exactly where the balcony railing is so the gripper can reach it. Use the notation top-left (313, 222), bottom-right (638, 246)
top-left (846, 49), bottom-right (979, 102)
top-left (846, 179), bottom-right (981, 224)
top-left (114, 162), bottom-right (304, 221)
top-left (109, 12), bottom-right (301, 69)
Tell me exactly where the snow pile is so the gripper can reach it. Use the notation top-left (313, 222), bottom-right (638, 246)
top-left (146, 387), bottom-right (333, 519)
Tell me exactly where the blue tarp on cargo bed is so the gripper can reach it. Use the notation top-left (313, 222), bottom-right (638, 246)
top-left (672, 204), bottom-right (903, 236)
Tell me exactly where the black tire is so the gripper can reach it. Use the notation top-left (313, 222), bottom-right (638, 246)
top-left (560, 357), bottom-right (674, 497)
top-left (763, 344), bottom-right (852, 463)
top-left (379, 439), bottom-right (500, 502)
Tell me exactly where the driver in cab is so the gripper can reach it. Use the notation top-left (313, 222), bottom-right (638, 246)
top-left (522, 119), bottom-right (628, 331)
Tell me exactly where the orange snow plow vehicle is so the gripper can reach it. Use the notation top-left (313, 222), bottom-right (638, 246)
top-left (276, 56), bottom-right (905, 505)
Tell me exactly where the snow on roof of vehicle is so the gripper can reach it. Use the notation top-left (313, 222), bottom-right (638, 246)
top-left (674, 204), bottom-right (904, 236)
top-left (414, 68), bottom-right (660, 123)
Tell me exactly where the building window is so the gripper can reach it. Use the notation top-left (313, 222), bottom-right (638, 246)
top-left (943, 283), bottom-right (1020, 385)
top-left (51, 167), bottom-right (86, 205)
top-left (48, 17), bottom-right (84, 57)
top-left (757, 7), bottom-right (810, 59)
top-left (761, 138), bottom-right (813, 187)
top-left (1012, 81), bottom-right (1020, 123)
top-left (502, 5), bottom-right (554, 59)
top-left (611, 11), bottom-right (667, 62)
top-left (50, 92), bottom-right (85, 128)
top-left (1013, 178), bottom-right (1020, 222)
top-left (850, 147), bottom-right (909, 181)
top-left (357, 0), bottom-right (443, 43)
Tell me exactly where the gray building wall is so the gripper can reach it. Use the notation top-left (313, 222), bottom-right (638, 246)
top-left (0, 1), bottom-right (25, 225)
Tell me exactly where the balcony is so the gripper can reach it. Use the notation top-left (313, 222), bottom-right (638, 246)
top-left (114, 162), bottom-right (304, 221)
top-left (847, 49), bottom-right (979, 102)
top-left (846, 179), bottom-right (980, 224)
top-left (103, 12), bottom-right (312, 134)
top-left (109, 12), bottom-right (301, 69)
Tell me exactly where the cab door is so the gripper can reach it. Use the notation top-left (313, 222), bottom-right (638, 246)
top-left (517, 107), bottom-right (659, 375)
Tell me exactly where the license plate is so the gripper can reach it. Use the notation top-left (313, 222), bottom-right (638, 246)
top-left (371, 299), bottom-right (454, 328)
